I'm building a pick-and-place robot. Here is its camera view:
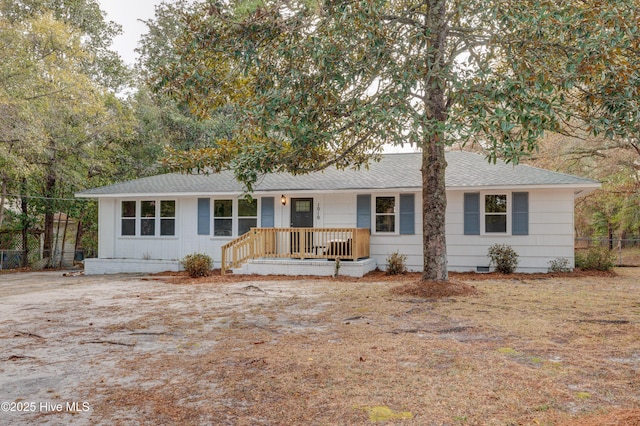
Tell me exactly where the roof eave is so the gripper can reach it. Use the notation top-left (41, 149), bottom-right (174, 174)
top-left (446, 183), bottom-right (601, 192)
top-left (76, 182), bottom-right (601, 199)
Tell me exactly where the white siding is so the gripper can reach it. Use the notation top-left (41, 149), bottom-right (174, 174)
top-left (96, 196), bottom-right (287, 270)
top-left (321, 191), bottom-right (425, 272)
top-left (179, 198), bottom-right (220, 264)
top-left (370, 234), bottom-right (424, 272)
top-left (322, 193), bottom-right (356, 228)
top-left (97, 198), bottom-right (116, 258)
top-left (110, 198), bottom-right (181, 262)
top-left (93, 188), bottom-right (578, 274)
top-left (446, 189), bottom-right (576, 273)
top-left (369, 191), bottom-right (423, 272)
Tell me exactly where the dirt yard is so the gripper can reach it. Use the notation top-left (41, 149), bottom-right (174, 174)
top-left (0, 268), bottom-right (638, 425)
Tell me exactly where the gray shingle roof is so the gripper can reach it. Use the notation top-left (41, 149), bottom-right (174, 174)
top-left (76, 151), bottom-right (599, 197)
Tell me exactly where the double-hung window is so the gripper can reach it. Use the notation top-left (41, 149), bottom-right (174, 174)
top-left (120, 200), bottom-right (176, 237)
top-left (141, 201), bottom-right (156, 236)
top-left (121, 201), bottom-right (136, 236)
top-left (238, 199), bottom-right (258, 235)
top-left (213, 200), bottom-right (233, 236)
top-left (463, 192), bottom-right (529, 236)
top-left (203, 198), bottom-right (260, 237)
top-left (357, 194), bottom-right (414, 234)
top-left (484, 194), bottom-right (507, 233)
top-left (375, 196), bottom-right (396, 233)
top-left (160, 201), bottom-right (176, 236)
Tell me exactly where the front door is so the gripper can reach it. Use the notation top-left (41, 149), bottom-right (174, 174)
top-left (291, 198), bottom-right (313, 228)
top-left (291, 198), bottom-right (313, 256)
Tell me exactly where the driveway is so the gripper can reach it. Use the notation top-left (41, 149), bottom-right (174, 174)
top-left (1, 271), bottom-right (324, 425)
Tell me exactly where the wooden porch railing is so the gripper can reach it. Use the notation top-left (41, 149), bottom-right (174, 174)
top-left (220, 227), bottom-right (370, 274)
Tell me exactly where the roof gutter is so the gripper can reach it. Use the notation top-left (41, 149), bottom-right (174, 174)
top-left (75, 182), bottom-right (601, 199)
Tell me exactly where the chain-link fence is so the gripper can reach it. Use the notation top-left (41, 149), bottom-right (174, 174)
top-left (0, 231), bottom-right (42, 270)
top-left (575, 237), bottom-right (640, 267)
top-left (0, 250), bottom-right (23, 270)
top-left (0, 221), bottom-right (88, 270)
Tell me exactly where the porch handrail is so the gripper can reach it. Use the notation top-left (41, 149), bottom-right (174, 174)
top-left (220, 227), bottom-right (370, 274)
top-left (220, 229), bottom-right (259, 273)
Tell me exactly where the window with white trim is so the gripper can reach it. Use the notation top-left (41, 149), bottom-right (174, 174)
top-left (238, 198), bottom-right (257, 235)
top-left (160, 200), bottom-right (176, 236)
top-left (141, 201), bottom-right (156, 236)
top-left (375, 196), bottom-right (396, 233)
top-left (120, 200), bottom-right (176, 236)
top-left (213, 200), bottom-right (233, 236)
top-left (484, 194), bottom-right (507, 233)
top-left (121, 201), bottom-right (136, 236)
top-left (464, 192), bottom-right (529, 236)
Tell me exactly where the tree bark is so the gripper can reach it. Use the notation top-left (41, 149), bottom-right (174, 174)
top-left (421, 136), bottom-right (448, 281)
top-left (74, 219), bottom-right (83, 260)
top-left (20, 179), bottom-right (29, 268)
top-left (0, 178), bottom-right (6, 229)
top-left (58, 210), bottom-right (70, 268)
top-left (421, 0), bottom-right (449, 282)
top-left (420, 73), bottom-right (449, 282)
top-left (43, 172), bottom-right (56, 267)
top-left (608, 223), bottom-right (614, 251)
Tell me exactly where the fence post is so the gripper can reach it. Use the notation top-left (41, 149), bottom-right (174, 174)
top-left (0, 250), bottom-right (3, 270)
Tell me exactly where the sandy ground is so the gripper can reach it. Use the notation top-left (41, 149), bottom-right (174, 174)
top-left (0, 270), bottom-right (638, 425)
top-left (0, 272), bottom-right (335, 425)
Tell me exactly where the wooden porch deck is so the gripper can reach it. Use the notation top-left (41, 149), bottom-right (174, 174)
top-left (221, 228), bottom-right (370, 275)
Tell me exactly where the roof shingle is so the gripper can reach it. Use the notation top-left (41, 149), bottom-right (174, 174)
top-left (77, 151), bottom-right (599, 197)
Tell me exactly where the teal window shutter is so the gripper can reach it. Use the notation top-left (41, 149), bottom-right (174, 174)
top-left (464, 193), bottom-right (480, 235)
top-left (357, 194), bottom-right (371, 229)
top-left (512, 192), bottom-right (529, 235)
top-left (197, 198), bottom-right (210, 235)
top-left (261, 197), bottom-right (275, 228)
top-left (399, 194), bottom-right (415, 235)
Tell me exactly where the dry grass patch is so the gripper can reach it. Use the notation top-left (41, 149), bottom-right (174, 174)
top-left (3, 268), bottom-right (637, 425)
top-left (81, 269), bottom-right (640, 424)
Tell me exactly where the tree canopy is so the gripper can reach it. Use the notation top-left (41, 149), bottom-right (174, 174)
top-left (0, 0), bottom-right (130, 90)
top-left (136, 0), bottom-right (245, 158)
top-left (157, 0), bottom-right (640, 281)
top-left (0, 0), bottom-right (134, 262)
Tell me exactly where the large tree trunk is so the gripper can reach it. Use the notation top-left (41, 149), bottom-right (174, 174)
top-left (421, 0), bottom-right (449, 282)
top-left (421, 78), bottom-right (448, 281)
top-left (421, 138), bottom-right (448, 281)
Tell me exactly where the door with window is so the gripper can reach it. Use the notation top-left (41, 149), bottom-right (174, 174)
top-left (290, 198), bottom-right (313, 256)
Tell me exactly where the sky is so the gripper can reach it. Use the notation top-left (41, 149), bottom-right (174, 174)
top-left (99, 0), bottom-right (164, 65)
top-left (98, 0), bottom-right (417, 153)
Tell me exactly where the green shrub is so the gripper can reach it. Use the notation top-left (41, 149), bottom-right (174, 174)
top-left (548, 257), bottom-right (571, 273)
top-left (575, 246), bottom-right (614, 271)
top-left (181, 253), bottom-right (213, 278)
top-left (487, 244), bottom-right (519, 274)
top-left (386, 251), bottom-right (407, 275)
